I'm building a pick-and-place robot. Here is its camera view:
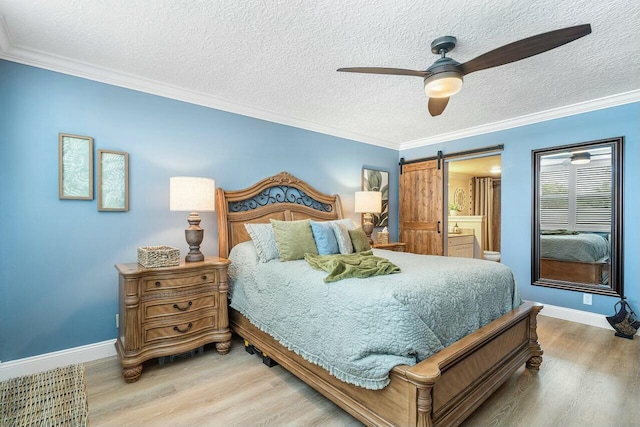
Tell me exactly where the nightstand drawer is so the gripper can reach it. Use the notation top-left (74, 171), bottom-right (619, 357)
top-left (143, 270), bottom-right (216, 293)
top-left (143, 316), bottom-right (217, 344)
top-left (142, 293), bottom-right (217, 322)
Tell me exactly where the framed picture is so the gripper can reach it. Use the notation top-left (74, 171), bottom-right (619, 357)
top-left (97, 149), bottom-right (129, 211)
top-left (362, 168), bottom-right (389, 227)
top-left (58, 133), bottom-right (93, 200)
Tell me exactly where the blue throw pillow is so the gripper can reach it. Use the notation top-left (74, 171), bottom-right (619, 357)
top-left (310, 221), bottom-right (340, 255)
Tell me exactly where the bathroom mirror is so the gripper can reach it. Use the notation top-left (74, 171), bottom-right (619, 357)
top-left (532, 137), bottom-right (623, 297)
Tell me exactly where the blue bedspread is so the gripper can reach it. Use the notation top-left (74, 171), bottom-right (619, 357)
top-left (540, 233), bottom-right (609, 262)
top-left (228, 242), bottom-right (521, 390)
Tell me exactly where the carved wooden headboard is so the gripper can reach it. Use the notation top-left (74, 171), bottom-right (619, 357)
top-left (216, 172), bottom-right (344, 258)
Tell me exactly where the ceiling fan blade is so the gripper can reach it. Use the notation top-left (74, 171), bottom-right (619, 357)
top-left (459, 24), bottom-right (591, 76)
top-left (337, 67), bottom-right (427, 77)
top-left (428, 97), bottom-right (449, 116)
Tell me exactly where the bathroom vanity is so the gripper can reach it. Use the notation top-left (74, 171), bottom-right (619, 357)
top-left (447, 233), bottom-right (475, 258)
top-left (448, 215), bottom-right (487, 259)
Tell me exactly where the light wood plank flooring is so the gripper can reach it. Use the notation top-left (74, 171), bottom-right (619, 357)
top-left (85, 316), bottom-right (640, 426)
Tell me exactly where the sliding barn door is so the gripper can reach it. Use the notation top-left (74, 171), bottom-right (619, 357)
top-left (400, 160), bottom-right (444, 255)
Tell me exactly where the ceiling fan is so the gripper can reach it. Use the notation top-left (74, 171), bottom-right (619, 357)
top-left (337, 24), bottom-right (591, 117)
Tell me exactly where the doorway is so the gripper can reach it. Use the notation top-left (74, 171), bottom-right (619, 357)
top-left (446, 155), bottom-right (502, 260)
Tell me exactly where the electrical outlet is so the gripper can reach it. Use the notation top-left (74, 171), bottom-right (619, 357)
top-left (583, 293), bottom-right (592, 305)
top-left (116, 314), bottom-right (119, 328)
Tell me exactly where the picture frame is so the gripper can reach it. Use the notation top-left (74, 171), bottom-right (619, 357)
top-left (362, 168), bottom-right (389, 227)
top-left (58, 133), bottom-right (94, 200)
top-left (97, 149), bottom-right (129, 211)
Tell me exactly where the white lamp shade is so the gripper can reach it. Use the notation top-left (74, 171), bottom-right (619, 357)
top-left (170, 177), bottom-right (216, 212)
top-left (354, 191), bottom-right (382, 214)
top-left (424, 72), bottom-right (463, 98)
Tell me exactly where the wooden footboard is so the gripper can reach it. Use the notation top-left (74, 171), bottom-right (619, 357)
top-left (540, 258), bottom-right (607, 284)
top-left (230, 302), bottom-right (543, 427)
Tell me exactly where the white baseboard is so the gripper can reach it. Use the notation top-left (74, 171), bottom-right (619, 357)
top-left (536, 302), bottom-right (639, 336)
top-left (1, 303), bottom-right (636, 381)
top-left (0, 339), bottom-right (117, 381)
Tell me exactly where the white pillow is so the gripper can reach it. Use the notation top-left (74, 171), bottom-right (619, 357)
top-left (331, 222), bottom-right (354, 254)
top-left (332, 218), bottom-right (356, 230)
top-left (244, 223), bottom-right (279, 263)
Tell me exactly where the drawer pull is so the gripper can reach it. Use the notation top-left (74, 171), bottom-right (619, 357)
top-left (202, 275), bottom-right (207, 280)
top-left (155, 281), bottom-right (161, 287)
top-left (173, 301), bottom-right (193, 312)
top-left (173, 323), bottom-right (193, 334)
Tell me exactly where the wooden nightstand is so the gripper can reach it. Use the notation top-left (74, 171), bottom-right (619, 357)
top-left (372, 242), bottom-right (407, 252)
top-left (115, 256), bottom-right (231, 383)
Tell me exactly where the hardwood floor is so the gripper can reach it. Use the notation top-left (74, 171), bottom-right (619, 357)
top-left (85, 316), bottom-right (640, 426)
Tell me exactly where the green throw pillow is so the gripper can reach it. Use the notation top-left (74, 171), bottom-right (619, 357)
top-left (270, 219), bottom-right (319, 261)
top-left (349, 227), bottom-right (371, 252)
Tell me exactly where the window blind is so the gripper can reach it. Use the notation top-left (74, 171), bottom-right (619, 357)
top-left (540, 168), bottom-right (569, 228)
top-left (576, 165), bottom-right (612, 228)
top-left (539, 160), bottom-right (611, 232)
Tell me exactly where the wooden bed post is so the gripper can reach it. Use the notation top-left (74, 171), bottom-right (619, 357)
top-left (416, 386), bottom-right (435, 427)
top-left (526, 305), bottom-right (544, 370)
top-left (216, 188), bottom-right (230, 258)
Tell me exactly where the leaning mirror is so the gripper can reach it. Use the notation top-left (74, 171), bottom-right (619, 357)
top-left (532, 137), bottom-right (623, 297)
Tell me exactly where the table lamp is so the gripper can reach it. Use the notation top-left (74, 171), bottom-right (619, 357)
top-left (354, 190), bottom-right (382, 244)
top-left (170, 177), bottom-right (216, 262)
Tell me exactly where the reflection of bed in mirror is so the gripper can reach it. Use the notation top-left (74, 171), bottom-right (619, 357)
top-left (539, 231), bottom-right (609, 285)
top-left (217, 171), bottom-right (543, 427)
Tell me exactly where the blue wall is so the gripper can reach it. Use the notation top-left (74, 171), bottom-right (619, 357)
top-left (400, 103), bottom-right (640, 317)
top-left (2, 58), bottom-right (637, 362)
top-left (0, 60), bottom-right (399, 361)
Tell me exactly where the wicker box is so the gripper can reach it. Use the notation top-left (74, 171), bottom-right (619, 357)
top-left (377, 231), bottom-right (389, 245)
top-left (137, 246), bottom-right (180, 268)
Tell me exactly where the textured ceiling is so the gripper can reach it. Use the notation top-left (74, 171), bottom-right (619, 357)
top-left (1, 0), bottom-right (639, 149)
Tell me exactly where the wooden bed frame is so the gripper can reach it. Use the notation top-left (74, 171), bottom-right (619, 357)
top-left (540, 258), bottom-right (609, 285)
top-left (216, 172), bottom-right (543, 427)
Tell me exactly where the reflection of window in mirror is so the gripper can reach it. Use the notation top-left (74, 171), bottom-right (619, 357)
top-left (539, 147), bottom-right (611, 233)
top-left (532, 138), bottom-right (623, 297)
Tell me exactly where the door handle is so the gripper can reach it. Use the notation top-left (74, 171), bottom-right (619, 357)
top-left (437, 221), bottom-right (441, 234)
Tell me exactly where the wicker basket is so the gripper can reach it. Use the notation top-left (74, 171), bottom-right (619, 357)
top-left (377, 231), bottom-right (389, 245)
top-left (137, 246), bottom-right (180, 268)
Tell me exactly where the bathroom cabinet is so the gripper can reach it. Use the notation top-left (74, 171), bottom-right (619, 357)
top-left (447, 234), bottom-right (474, 258)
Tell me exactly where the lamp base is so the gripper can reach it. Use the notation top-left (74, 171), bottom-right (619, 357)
top-left (362, 222), bottom-right (374, 245)
top-left (185, 253), bottom-right (204, 262)
top-left (185, 212), bottom-right (205, 263)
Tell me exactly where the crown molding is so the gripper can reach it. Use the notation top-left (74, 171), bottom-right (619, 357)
top-left (2, 17), bottom-right (638, 153)
top-left (0, 18), bottom-right (398, 151)
top-left (401, 90), bottom-right (640, 150)
top-left (0, 16), bottom-right (12, 52)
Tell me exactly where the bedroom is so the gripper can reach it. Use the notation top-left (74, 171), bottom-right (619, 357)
top-left (1, 1), bottom-right (639, 426)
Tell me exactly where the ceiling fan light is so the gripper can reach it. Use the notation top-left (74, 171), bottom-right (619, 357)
top-left (424, 72), bottom-right (463, 98)
top-left (570, 152), bottom-right (591, 165)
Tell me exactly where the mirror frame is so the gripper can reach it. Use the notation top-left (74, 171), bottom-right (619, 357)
top-left (532, 137), bottom-right (623, 297)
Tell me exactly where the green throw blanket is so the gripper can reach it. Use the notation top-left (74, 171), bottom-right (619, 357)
top-left (540, 229), bottom-right (579, 235)
top-left (305, 250), bottom-right (400, 282)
